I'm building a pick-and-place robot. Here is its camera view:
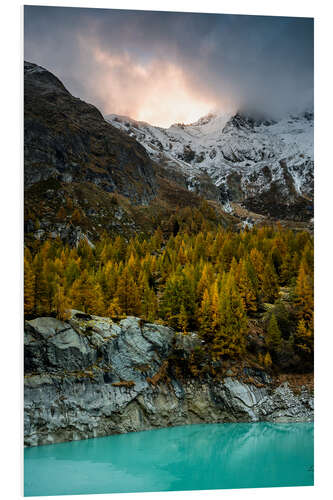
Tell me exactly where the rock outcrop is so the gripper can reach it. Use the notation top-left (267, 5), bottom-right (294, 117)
top-left (24, 313), bottom-right (313, 447)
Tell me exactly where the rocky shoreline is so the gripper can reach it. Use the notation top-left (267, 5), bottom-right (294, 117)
top-left (24, 313), bottom-right (314, 447)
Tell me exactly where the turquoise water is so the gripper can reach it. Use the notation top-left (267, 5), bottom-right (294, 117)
top-left (24, 422), bottom-right (314, 496)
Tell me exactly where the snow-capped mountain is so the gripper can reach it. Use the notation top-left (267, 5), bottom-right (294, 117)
top-left (106, 111), bottom-right (314, 222)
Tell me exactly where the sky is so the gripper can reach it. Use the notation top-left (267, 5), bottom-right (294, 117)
top-left (24, 6), bottom-right (314, 127)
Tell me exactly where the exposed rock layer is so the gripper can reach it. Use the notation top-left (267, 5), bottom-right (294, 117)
top-left (24, 314), bottom-right (313, 447)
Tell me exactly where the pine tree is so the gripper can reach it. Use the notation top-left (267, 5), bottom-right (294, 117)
top-left (261, 261), bottom-right (279, 303)
top-left (24, 255), bottom-right (35, 316)
top-left (53, 285), bottom-right (70, 320)
top-left (198, 288), bottom-right (213, 341)
top-left (295, 262), bottom-right (313, 326)
top-left (34, 259), bottom-right (56, 316)
top-left (107, 297), bottom-right (122, 318)
top-left (266, 313), bottom-right (282, 353)
top-left (280, 250), bottom-right (296, 285)
top-left (264, 351), bottom-right (272, 369)
top-left (91, 283), bottom-right (105, 316)
top-left (294, 318), bottom-right (313, 355)
top-left (249, 248), bottom-right (265, 287)
top-left (210, 279), bottom-right (221, 334)
top-left (70, 270), bottom-right (104, 314)
top-left (212, 273), bottom-right (248, 360)
top-left (140, 274), bottom-right (158, 323)
top-left (237, 259), bottom-right (257, 314)
top-left (178, 304), bottom-right (188, 333)
top-left (115, 268), bottom-right (141, 316)
top-left (197, 263), bottom-right (213, 301)
top-left (160, 268), bottom-right (196, 329)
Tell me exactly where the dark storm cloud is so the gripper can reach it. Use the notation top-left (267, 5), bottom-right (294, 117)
top-left (24, 6), bottom-right (313, 124)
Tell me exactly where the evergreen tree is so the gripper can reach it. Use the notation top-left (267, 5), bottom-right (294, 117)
top-left (140, 274), bottom-right (158, 323)
top-left (212, 273), bottom-right (248, 360)
top-left (264, 351), bottom-right (272, 369)
top-left (295, 262), bottom-right (313, 326)
top-left (24, 255), bottom-right (35, 316)
top-left (280, 250), bottom-right (296, 285)
top-left (266, 313), bottom-right (282, 353)
top-left (160, 268), bottom-right (195, 329)
top-left (70, 270), bottom-right (104, 315)
top-left (197, 263), bottom-right (213, 301)
top-left (210, 278), bottom-right (222, 334)
top-left (53, 285), bottom-right (70, 320)
top-left (261, 261), bottom-right (279, 303)
top-left (237, 259), bottom-right (257, 314)
top-left (107, 297), bottom-right (122, 318)
top-left (178, 304), bottom-right (189, 333)
top-left (115, 267), bottom-right (141, 316)
top-left (249, 248), bottom-right (265, 287)
top-left (294, 318), bottom-right (313, 355)
top-left (198, 287), bottom-right (213, 341)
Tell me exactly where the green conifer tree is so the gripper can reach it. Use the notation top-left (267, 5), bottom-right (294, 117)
top-left (266, 313), bottom-right (282, 353)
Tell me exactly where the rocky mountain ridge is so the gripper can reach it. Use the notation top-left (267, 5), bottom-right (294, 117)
top-left (24, 61), bottom-right (232, 245)
top-left (24, 61), bottom-right (157, 204)
top-left (24, 62), bottom-right (314, 247)
top-left (106, 109), bottom-right (314, 222)
top-left (24, 313), bottom-right (314, 447)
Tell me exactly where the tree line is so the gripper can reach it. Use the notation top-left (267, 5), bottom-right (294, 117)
top-left (24, 225), bottom-right (313, 371)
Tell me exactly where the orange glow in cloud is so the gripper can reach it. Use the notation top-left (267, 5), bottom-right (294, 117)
top-left (92, 47), bottom-right (217, 127)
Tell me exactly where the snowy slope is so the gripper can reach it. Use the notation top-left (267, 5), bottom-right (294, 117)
top-left (105, 111), bottom-right (314, 220)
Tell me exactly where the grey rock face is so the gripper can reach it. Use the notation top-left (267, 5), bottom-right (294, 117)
top-left (24, 313), bottom-right (313, 447)
top-left (25, 317), bottom-right (97, 372)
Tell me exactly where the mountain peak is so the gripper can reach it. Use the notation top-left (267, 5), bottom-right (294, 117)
top-left (188, 112), bottom-right (217, 127)
top-left (24, 60), bottom-right (71, 97)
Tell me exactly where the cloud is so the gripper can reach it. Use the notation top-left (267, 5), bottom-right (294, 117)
top-left (75, 37), bottom-right (220, 127)
top-left (24, 7), bottom-right (313, 126)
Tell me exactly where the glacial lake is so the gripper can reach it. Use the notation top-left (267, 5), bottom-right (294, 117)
top-left (24, 422), bottom-right (314, 496)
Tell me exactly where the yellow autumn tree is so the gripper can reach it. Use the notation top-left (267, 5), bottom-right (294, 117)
top-left (53, 284), bottom-right (70, 321)
top-left (261, 261), bottom-right (279, 303)
top-left (295, 262), bottom-right (314, 326)
top-left (249, 248), bottom-right (265, 287)
top-left (107, 297), bottom-right (123, 318)
top-left (212, 272), bottom-right (248, 360)
top-left (198, 287), bottom-right (213, 341)
top-left (178, 304), bottom-right (189, 333)
top-left (24, 254), bottom-right (35, 316)
top-left (115, 267), bottom-right (141, 317)
top-left (237, 259), bottom-right (257, 314)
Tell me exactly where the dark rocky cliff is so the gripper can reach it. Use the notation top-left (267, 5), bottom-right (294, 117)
top-left (24, 312), bottom-right (313, 447)
top-left (24, 61), bottom-right (157, 204)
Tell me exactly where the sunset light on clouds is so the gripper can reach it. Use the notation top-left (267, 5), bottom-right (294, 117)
top-left (24, 7), bottom-right (313, 127)
top-left (92, 46), bottom-right (218, 127)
